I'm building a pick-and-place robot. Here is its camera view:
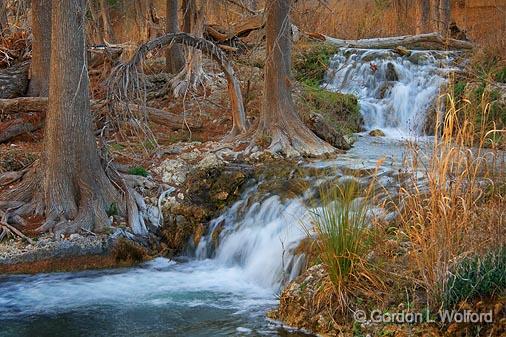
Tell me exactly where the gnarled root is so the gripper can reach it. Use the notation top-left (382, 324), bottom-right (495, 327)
top-left (169, 49), bottom-right (209, 97)
top-left (0, 161), bottom-right (151, 239)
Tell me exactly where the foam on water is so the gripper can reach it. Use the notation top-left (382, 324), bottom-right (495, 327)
top-left (324, 48), bottom-right (457, 138)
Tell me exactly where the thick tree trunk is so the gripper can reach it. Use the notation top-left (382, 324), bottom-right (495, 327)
top-left (0, 0), bottom-right (8, 36)
top-left (255, 0), bottom-right (333, 157)
top-left (166, 0), bottom-right (185, 73)
top-left (87, 0), bottom-right (105, 44)
top-left (324, 32), bottom-right (473, 50)
top-left (416, 0), bottom-right (431, 34)
top-left (439, 0), bottom-right (451, 35)
top-left (28, 0), bottom-right (51, 97)
top-left (99, 0), bottom-right (116, 43)
top-left (40, 0), bottom-right (121, 235)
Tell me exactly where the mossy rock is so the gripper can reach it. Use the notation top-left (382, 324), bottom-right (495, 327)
top-left (112, 238), bottom-right (148, 263)
top-left (160, 164), bottom-right (252, 255)
top-left (293, 42), bottom-right (339, 87)
top-left (297, 84), bottom-right (362, 140)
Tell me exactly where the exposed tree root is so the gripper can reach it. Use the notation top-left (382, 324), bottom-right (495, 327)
top-left (169, 49), bottom-right (209, 97)
top-left (249, 124), bottom-right (336, 158)
top-left (106, 32), bottom-right (248, 137)
top-left (0, 160), bottom-right (153, 239)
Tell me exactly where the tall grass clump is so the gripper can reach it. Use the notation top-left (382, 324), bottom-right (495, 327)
top-left (398, 89), bottom-right (505, 309)
top-left (310, 181), bottom-right (384, 312)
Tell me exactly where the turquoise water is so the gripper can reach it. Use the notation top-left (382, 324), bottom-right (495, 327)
top-left (0, 258), bottom-right (311, 337)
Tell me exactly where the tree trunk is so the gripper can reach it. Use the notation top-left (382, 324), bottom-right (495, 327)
top-left (87, 0), bottom-right (105, 44)
top-left (166, 0), bottom-right (185, 73)
top-left (439, 0), bottom-right (451, 35)
top-left (182, 0), bottom-right (193, 33)
top-left (0, 0), bottom-right (8, 36)
top-left (416, 0), bottom-right (431, 34)
top-left (254, 0), bottom-right (333, 157)
top-left (28, 0), bottom-right (51, 97)
top-left (99, 0), bottom-right (116, 43)
top-left (170, 0), bottom-right (208, 97)
top-left (40, 0), bottom-right (122, 235)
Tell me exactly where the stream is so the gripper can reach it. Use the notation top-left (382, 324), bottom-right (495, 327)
top-left (0, 48), bottom-right (454, 336)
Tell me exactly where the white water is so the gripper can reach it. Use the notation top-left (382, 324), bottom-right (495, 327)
top-left (195, 190), bottom-right (311, 289)
top-left (324, 48), bottom-right (457, 138)
top-left (0, 49), bottom-right (452, 337)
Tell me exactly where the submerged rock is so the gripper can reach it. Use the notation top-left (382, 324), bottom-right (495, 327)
top-left (385, 62), bottom-right (399, 82)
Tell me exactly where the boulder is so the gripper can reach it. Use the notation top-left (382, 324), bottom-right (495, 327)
top-left (369, 129), bottom-right (386, 137)
top-left (305, 112), bottom-right (351, 150)
top-left (155, 158), bottom-right (189, 186)
top-left (385, 62), bottom-right (399, 82)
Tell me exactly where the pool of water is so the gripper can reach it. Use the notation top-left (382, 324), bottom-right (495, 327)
top-left (0, 258), bottom-right (313, 337)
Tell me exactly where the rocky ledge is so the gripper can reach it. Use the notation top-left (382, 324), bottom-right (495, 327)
top-left (0, 230), bottom-right (148, 274)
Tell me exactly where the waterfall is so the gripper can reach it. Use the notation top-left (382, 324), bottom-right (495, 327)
top-left (324, 48), bottom-right (458, 137)
top-left (195, 186), bottom-right (311, 290)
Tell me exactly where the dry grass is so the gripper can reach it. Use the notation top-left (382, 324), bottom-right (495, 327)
top-left (397, 91), bottom-right (505, 309)
top-left (309, 179), bottom-right (386, 313)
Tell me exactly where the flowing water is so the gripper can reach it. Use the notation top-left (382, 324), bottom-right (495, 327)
top-left (0, 49), bottom-right (453, 337)
top-left (324, 48), bottom-right (458, 137)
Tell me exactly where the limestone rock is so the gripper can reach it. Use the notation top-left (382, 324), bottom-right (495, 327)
top-left (369, 129), bottom-right (385, 137)
top-left (305, 112), bottom-right (351, 150)
top-left (155, 158), bottom-right (189, 185)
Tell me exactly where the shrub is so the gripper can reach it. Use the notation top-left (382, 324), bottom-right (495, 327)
top-left (293, 42), bottom-right (339, 87)
top-left (443, 248), bottom-right (506, 308)
top-left (127, 166), bottom-right (149, 177)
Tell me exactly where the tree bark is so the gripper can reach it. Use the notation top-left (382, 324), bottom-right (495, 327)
top-left (170, 0), bottom-right (208, 96)
top-left (324, 32), bottom-right (473, 50)
top-left (0, 0), bottom-right (8, 36)
top-left (87, 0), bottom-right (105, 44)
top-left (0, 61), bottom-right (29, 99)
top-left (28, 0), bottom-right (51, 97)
top-left (416, 0), bottom-right (431, 34)
top-left (40, 0), bottom-right (123, 235)
top-left (255, 0), bottom-right (333, 157)
top-left (166, 0), bottom-right (185, 73)
top-left (438, 0), bottom-right (451, 35)
top-left (99, 0), bottom-right (116, 43)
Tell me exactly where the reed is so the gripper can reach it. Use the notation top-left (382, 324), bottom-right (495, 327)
top-left (398, 89), bottom-right (505, 308)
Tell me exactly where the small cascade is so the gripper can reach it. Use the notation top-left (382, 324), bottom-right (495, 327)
top-left (324, 48), bottom-right (458, 137)
top-left (195, 186), bottom-right (311, 290)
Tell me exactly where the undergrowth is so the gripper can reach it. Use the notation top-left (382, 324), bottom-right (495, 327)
top-left (397, 90), bottom-right (505, 309)
top-left (443, 247), bottom-right (506, 309)
top-left (309, 180), bottom-right (384, 312)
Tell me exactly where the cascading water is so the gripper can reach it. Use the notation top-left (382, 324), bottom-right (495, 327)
top-left (0, 48), bottom-right (449, 337)
top-left (194, 187), bottom-right (311, 289)
top-left (324, 48), bottom-right (458, 137)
